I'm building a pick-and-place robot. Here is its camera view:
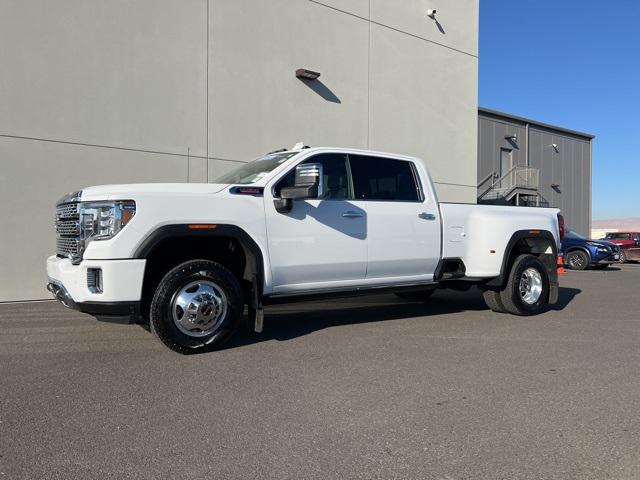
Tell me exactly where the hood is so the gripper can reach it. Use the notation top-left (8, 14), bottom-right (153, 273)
top-left (80, 183), bottom-right (229, 201)
top-left (596, 240), bottom-right (618, 249)
top-left (562, 237), bottom-right (617, 249)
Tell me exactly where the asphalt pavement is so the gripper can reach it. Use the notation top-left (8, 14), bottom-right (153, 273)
top-left (2, 264), bottom-right (640, 479)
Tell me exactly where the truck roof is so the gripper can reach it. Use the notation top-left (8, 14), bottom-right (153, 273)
top-left (273, 146), bottom-right (420, 163)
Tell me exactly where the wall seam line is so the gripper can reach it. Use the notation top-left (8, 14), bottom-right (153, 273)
top-left (0, 133), bottom-right (247, 164)
top-left (309, 0), bottom-right (478, 58)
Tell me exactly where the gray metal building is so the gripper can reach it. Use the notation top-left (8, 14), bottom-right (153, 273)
top-left (477, 108), bottom-right (593, 236)
top-left (0, 0), bottom-right (479, 302)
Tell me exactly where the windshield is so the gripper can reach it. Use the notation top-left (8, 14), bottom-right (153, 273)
top-left (565, 229), bottom-right (587, 240)
top-left (214, 152), bottom-right (297, 184)
top-left (604, 233), bottom-right (630, 240)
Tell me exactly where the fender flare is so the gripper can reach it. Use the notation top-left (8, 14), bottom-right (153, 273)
top-left (133, 224), bottom-right (266, 298)
top-left (484, 230), bottom-right (559, 302)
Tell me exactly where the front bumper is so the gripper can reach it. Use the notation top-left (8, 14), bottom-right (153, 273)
top-left (46, 256), bottom-right (145, 320)
top-left (593, 252), bottom-right (620, 264)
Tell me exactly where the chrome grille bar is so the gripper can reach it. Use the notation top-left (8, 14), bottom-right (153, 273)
top-left (55, 220), bottom-right (80, 236)
top-left (55, 191), bottom-right (82, 261)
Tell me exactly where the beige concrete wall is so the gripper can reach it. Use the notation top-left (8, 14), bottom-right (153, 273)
top-left (0, 137), bottom-right (193, 301)
top-left (0, 0), bottom-right (478, 301)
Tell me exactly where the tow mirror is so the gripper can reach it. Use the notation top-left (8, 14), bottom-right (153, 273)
top-left (275, 163), bottom-right (323, 213)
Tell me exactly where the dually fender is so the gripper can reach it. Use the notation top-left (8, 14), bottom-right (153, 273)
top-left (132, 224), bottom-right (269, 298)
top-left (484, 229), bottom-right (559, 304)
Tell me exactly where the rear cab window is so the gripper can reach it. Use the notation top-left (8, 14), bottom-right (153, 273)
top-left (348, 155), bottom-right (423, 202)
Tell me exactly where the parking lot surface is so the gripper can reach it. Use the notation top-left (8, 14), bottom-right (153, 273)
top-left (2, 264), bottom-right (640, 479)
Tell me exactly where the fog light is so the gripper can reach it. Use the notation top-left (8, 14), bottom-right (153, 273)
top-left (87, 268), bottom-right (103, 294)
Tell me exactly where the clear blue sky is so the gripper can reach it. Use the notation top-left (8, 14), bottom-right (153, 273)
top-left (479, 0), bottom-right (640, 220)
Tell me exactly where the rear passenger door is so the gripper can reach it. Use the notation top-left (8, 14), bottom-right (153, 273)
top-left (349, 155), bottom-right (441, 281)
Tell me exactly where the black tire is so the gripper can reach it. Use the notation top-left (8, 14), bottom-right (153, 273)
top-left (500, 254), bottom-right (550, 316)
top-left (620, 250), bottom-right (628, 263)
top-left (482, 288), bottom-right (507, 313)
top-left (565, 250), bottom-right (589, 271)
top-left (395, 289), bottom-right (436, 302)
top-left (149, 259), bottom-right (244, 354)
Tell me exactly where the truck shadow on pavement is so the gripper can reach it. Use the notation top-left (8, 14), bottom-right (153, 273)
top-left (228, 286), bottom-right (582, 347)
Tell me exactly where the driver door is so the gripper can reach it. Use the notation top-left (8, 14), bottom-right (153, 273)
top-left (264, 153), bottom-right (367, 293)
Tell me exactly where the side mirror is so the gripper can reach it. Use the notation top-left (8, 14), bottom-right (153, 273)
top-left (274, 163), bottom-right (323, 213)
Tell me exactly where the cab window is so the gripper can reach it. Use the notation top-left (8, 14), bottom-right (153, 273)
top-left (349, 155), bottom-right (421, 202)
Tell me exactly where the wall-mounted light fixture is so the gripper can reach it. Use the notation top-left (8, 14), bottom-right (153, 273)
top-left (551, 143), bottom-right (559, 153)
top-left (505, 133), bottom-right (517, 141)
top-left (427, 9), bottom-right (437, 19)
top-left (296, 68), bottom-right (321, 80)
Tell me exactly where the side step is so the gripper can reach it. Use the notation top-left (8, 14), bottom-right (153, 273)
top-left (434, 258), bottom-right (466, 281)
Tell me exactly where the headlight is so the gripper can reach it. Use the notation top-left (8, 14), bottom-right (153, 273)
top-left (587, 241), bottom-right (608, 251)
top-left (80, 200), bottom-right (136, 245)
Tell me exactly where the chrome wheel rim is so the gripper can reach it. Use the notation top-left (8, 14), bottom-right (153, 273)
top-left (568, 253), bottom-right (585, 269)
top-left (519, 267), bottom-right (543, 305)
top-left (171, 280), bottom-right (227, 337)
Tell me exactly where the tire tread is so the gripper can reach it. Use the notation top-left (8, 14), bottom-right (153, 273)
top-left (149, 259), bottom-right (243, 354)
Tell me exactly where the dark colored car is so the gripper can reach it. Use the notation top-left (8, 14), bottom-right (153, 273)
top-left (601, 232), bottom-right (640, 263)
top-left (561, 229), bottom-right (621, 270)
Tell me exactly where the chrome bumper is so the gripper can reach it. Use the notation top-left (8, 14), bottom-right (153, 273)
top-left (46, 280), bottom-right (77, 310)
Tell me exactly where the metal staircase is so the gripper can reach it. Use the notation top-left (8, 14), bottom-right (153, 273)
top-left (478, 166), bottom-right (549, 207)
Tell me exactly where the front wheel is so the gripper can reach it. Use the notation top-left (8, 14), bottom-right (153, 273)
top-left (149, 260), bottom-right (244, 354)
top-left (500, 254), bottom-right (550, 316)
top-left (566, 250), bottom-right (589, 270)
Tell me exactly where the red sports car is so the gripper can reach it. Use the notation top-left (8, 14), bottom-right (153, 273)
top-left (602, 232), bottom-right (640, 262)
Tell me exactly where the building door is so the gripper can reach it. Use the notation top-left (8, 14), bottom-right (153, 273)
top-left (500, 148), bottom-right (513, 177)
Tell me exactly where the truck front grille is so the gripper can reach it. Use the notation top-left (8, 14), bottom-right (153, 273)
top-left (56, 202), bottom-right (79, 220)
top-left (56, 220), bottom-right (80, 236)
top-left (56, 236), bottom-right (80, 258)
top-left (55, 195), bottom-right (82, 261)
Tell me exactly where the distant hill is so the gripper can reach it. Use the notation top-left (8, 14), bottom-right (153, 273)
top-left (592, 218), bottom-right (640, 231)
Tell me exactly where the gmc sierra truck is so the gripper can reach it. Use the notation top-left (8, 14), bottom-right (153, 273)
top-left (47, 146), bottom-right (564, 354)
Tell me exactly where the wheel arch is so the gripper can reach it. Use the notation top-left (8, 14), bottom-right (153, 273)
top-left (565, 246), bottom-right (592, 260)
top-left (484, 229), bottom-right (559, 303)
top-left (133, 224), bottom-right (266, 313)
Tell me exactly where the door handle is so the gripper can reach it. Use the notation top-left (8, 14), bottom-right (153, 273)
top-left (418, 212), bottom-right (436, 220)
top-left (342, 211), bottom-right (364, 218)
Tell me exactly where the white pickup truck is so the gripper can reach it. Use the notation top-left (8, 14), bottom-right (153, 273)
top-left (47, 146), bottom-right (564, 353)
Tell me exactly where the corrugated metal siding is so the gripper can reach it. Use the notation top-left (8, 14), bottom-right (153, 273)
top-left (478, 116), bottom-right (527, 181)
top-left (478, 111), bottom-right (592, 237)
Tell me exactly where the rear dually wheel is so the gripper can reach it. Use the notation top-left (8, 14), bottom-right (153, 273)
top-left (500, 254), bottom-right (550, 316)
